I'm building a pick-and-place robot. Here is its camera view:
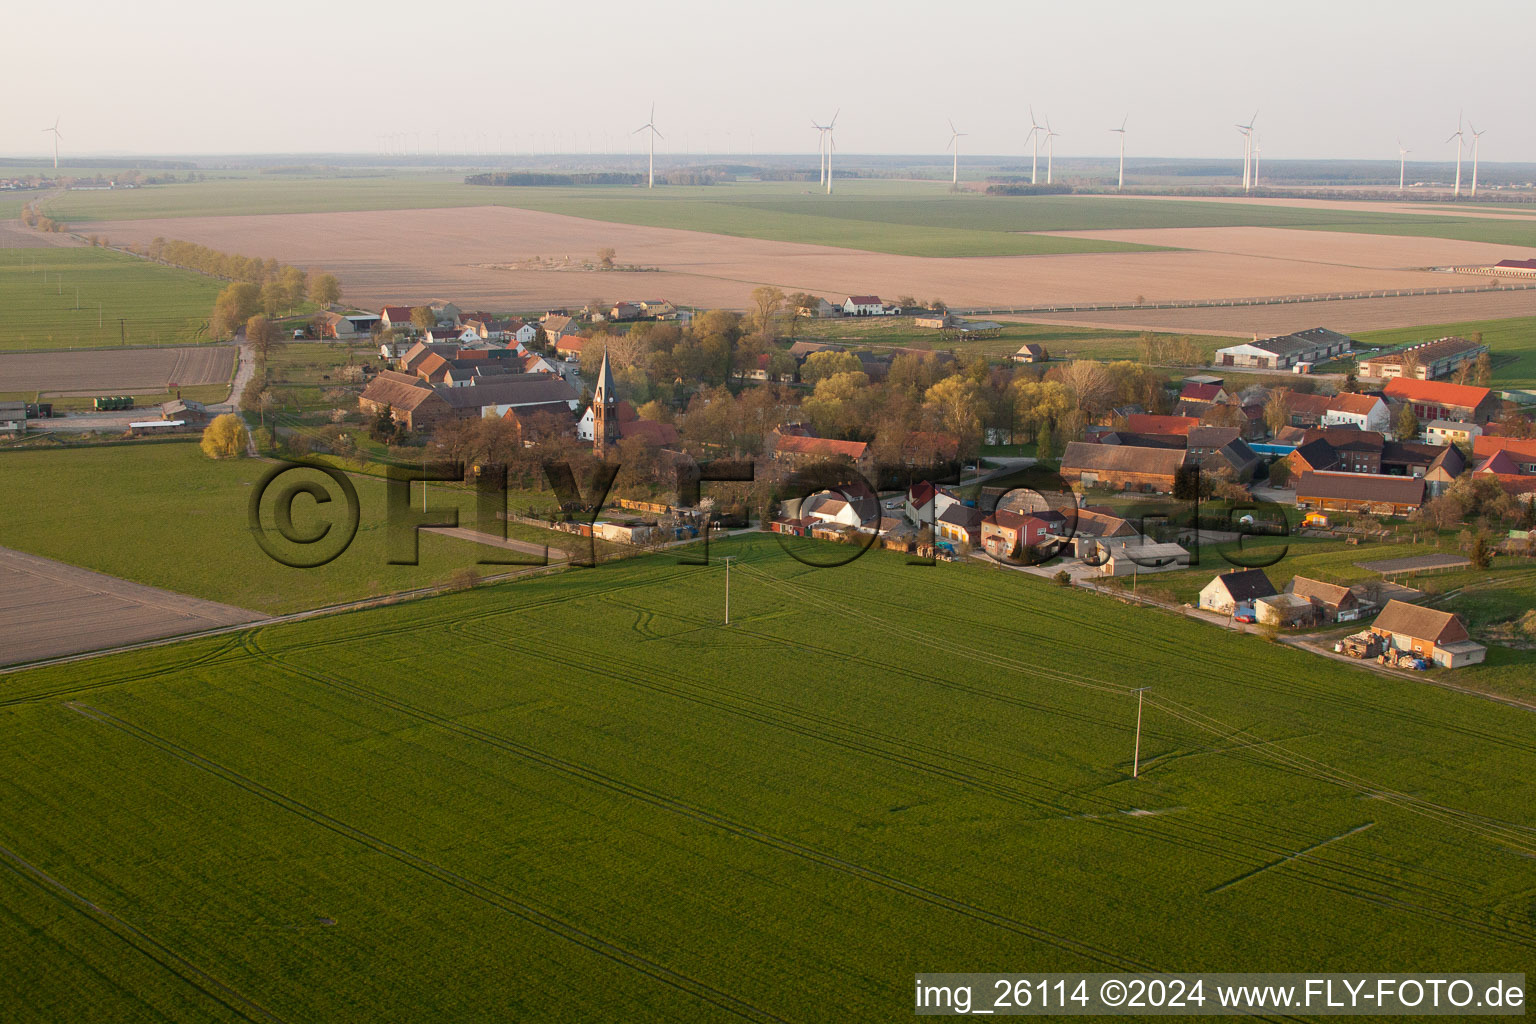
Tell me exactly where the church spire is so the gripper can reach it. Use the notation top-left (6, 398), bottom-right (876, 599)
top-left (592, 349), bottom-right (620, 458)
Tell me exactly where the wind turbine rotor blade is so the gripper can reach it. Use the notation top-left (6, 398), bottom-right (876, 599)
top-left (830, 108), bottom-right (839, 128)
top-left (653, 128), bottom-right (664, 140)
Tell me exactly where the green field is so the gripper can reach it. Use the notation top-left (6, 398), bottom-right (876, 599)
top-left (0, 533), bottom-right (1533, 1020)
top-left (45, 174), bottom-right (1536, 255)
top-left (0, 248), bottom-right (223, 351)
top-left (0, 443), bottom-right (572, 614)
top-left (1356, 316), bottom-right (1536, 389)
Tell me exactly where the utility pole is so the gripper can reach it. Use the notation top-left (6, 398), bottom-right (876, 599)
top-left (724, 556), bottom-right (731, 626)
top-left (119, 318), bottom-right (125, 344)
top-left (1132, 687), bottom-right (1151, 778)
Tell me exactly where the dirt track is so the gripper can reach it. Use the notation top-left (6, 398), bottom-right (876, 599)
top-left (83, 206), bottom-right (1530, 323)
top-left (0, 344), bottom-right (235, 393)
top-left (0, 547), bottom-right (261, 667)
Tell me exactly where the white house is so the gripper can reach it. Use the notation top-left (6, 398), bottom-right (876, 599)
top-left (427, 326), bottom-right (480, 345)
top-left (1197, 568), bottom-right (1277, 616)
top-left (509, 320), bottom-right (538, 347)
top-left (1321, 393), bottom-right (1390, 435)
top-left (904, 480), bottom-right (960, 527)
top-left (843, 295), bottom-right (885, 317)
top-left (801, 491), bottom-right (868, 528)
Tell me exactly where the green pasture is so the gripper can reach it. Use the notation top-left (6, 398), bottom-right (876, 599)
top-left (0, 443), bottom-right (577, 615)
top-left (0, 248), bottom-right (222, 351)
top-left (0, 533), bottom-right (1533, 1020)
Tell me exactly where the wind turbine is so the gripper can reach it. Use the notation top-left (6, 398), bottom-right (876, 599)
top-left (42, 117), bottom-right (63, 170)
top-left (947, 118), bottom-right (967, 187)
top-left (1253, 134), bottom-right (1261, 187)
top-left (1397, 138), bottom-right (1410, 191)
top-left (1109, 116), bottom-right (1127, 191)
top-left (1468, 123), bottom-right (1486, 198)
top-left (1235, 110), bottom-right (1257, 191)
top-left (633, 104), bottom-right (663, 189)
top-left (1043, 116), bottom-right (1060, 184)
top-left (1027, 106), bottom-right (1043, 185)
top-left (825, 128), bottom-right (837, 195)
top-left (812, 109), bottom-right (838, 191)
top-left (1447, 114), bottom-right (1465, 198)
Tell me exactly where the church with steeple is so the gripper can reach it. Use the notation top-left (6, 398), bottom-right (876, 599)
top-left (591, 350), bottom-right (620, 458)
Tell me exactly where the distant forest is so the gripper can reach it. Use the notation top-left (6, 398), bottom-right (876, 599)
top-left (465, 171), bottom-right (645, 187)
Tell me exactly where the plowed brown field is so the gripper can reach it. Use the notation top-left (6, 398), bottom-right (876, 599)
top-left (85, 206), bottom-right (1529, 327)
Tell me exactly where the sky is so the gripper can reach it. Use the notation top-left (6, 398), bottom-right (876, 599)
top-left (8, 0), bottom-right (1535, 162)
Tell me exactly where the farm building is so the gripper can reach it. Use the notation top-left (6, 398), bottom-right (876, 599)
top-left (905, 481), bottom-right (961, 528)
top-left (1255, 593), bottom-right (1314, 627)
top-left (1011, 343), bottom-right (1048, 363)
top-left (1472, 435), bottom-right (1536, 475)
top-left (1085, 539), bottom-right (1189, 577)
top-left (1198, 568), bottom-right (1277, 617)
top-left (1215, 328), bottom-right (1353, 371)
top-left (1277, 391), bottom-right (1334, 430)
top-left (1425, 419), bottom-right (1483, 446)
top-left (380, 305), bottom-right (416, 331)
top-left (915, 312), bottom-right (958, 329)
top-left (797, 298), bottom-right (840, 319)
top-left (1185, 426), bottom-right (1260, 481)
top-left (160, 398), bottom-right (209, 425)
top-left (1321, 393), bottom-right (1390, 435)
top-left (1294, 471), bottom-right (1425, 517)
top-left (935, 504), bottom-right (984, 548)
top-left (772, 432), bottom-right (874, 473)
top-left (1060, 442), bottom-right (1187, 494)
top-left (1360, 336), bottom-right (1487, 382)
top-left (1370, 600), bottom-right (1487, 669)
top-left (1125, 414), bottom-right (1200, 437)
top-left (842, 295), bottom-right (886, 317)
top-left (0, 402), bottom-right (28, 433)
top-left (358, 371), bottom-right (452, 432)
top-left (1382, 378), bottom-right (1499, 425)
top-left (1488, 257), bottom-right (1536, 277)
top-left (1286, 577), bottom-right (1363, 622)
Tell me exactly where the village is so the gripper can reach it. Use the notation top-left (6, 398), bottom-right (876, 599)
top-left (9, 286), bottom-right (1534, 680)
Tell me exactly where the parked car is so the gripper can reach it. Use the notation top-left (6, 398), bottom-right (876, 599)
top-left (1234, 613), bottom-right (1256, 624)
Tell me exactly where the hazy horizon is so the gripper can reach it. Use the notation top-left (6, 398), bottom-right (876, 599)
top-left (8, 0), bottom-right (1534, 162)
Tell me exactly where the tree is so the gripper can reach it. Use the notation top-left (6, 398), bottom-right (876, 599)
top-left (309, 272), bottom-right (342, 307)
top-left (411, 306), bottom-right (437, 332)
top-left (1473, 351), bottom-right (1492, 387)
top-left (210, 282), bottom-right (261, 338)
top-left (597, 247), bottom-right (617, 269)
top-left (1263, 387), bottom-right (1291, 435)
top-left (1394, 403), bottom-right (1420, 442)
top-left (1035, 426), bottom-right (1058, 462)
top-left (800, 349), bottom-right (862, 385)
top-left (279, 265), bottom-right (308, 310)
top-left (922, 374), bottom-right (984, 454)
top-left (260, 281), bottom-right (288, 317)
top-left (1052, 360), bottom-right (1113, 417)
top-left (246, 314), bottom-right (283, 361)
top-left (1268, 458), bottom-right (1291, 488)
top-left (1342, 361), bottom-right (1360, 393)
top-left (749, 286), bottom-right (785, 333)
top-left (1398, 349), bottom-right (1423, 381)
top-left (199, 414), bottom-right (249, 459)
top-left (1469, 532), bottom-right (1493, 570)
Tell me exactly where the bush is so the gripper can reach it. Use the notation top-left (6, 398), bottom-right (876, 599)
top-left (1053, 570), bottom-right (1073, 586)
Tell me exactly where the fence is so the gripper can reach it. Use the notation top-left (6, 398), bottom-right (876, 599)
top-left (954, 281), bottom-right (1536, 318)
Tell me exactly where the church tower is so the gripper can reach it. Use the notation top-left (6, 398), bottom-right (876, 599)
top-left (592, 350), bottom-right (620, 458)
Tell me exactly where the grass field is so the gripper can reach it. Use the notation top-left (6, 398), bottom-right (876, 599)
top-left (0, 248), bottom-right (223, 351)
top-left (0, 443), bottom-right (574, 615)
top-left (1356, 315), bottom-right (1536, 389)
top-left (0, 533), bottom-right (1532, 1020)
top-left (49, 175), bottom-right (1536, 255)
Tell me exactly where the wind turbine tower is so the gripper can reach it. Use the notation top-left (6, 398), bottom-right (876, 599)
top-left (824, 115), bottom-right (837, 195)
top-left (1109, 116), bottom-right (1127, 191)
top-left (1397, 138), bottom-right (1410, 191)
top-left (1043, 116), bottom-right (1060, 184)
top-left (1468, 123), bottom-right (1486, 198)
top-left (1027, 106), bottom-right (1043, 185)
top-left (947, 119), bottom-right (968, 187)
top-left (42, 117), bottom-right (63, 170)
top-left (1235, 111), bottom-right (1257, 192)
top-left (633, 104), bottom-right (663, 189)
top-left (1447, 115), bottom-right (1465, 198)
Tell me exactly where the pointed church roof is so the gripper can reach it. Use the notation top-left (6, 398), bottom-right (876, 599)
top-left (595, 350), bottom-right (617, 403)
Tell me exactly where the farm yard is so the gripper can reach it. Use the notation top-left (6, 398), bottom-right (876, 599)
top-left (0, 547), bottom-right (260, 667)
top-left (0, 534), bottom-right (1533, 1021)
top-left (0, 247), bottom-right (224, 351)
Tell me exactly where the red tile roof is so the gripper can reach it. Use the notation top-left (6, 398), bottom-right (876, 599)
top-left (1383, 377), bottom-right (1492, 410)
top-left (1180, 383), bottom-right (1223, 402)
top-left (1473, 435), bottom-right (1536, 461)
top-left (1326, 393), bottom-right (1384, 416)
top-left (846, 295), bottom-right (882, 305)
top-left (775, 434), bottom-right (869, 459)
top-left (1125, 414), bottom-right (1200, 436)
